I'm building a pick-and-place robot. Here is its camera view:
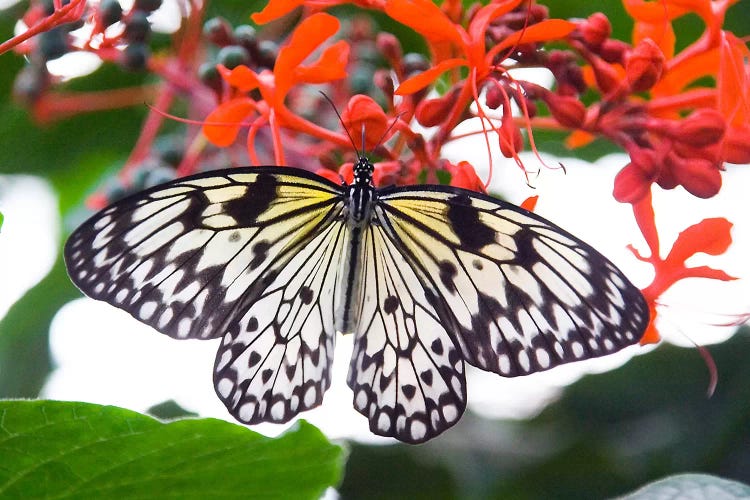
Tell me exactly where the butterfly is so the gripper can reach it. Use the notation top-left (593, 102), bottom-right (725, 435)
top-left (64, 155), bottom-right (649, 443)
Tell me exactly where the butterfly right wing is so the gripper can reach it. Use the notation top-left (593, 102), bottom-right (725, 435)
top-left (347, 219), bottom-right (467, 443)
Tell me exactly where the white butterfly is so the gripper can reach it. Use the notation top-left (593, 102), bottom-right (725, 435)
top-left (64, 156), bottom-right (648, 443)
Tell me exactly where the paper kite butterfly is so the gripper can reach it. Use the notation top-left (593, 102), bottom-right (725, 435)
top-left (64, 155), bottom-right (649, 443)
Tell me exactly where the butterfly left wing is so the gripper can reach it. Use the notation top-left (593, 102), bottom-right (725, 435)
top-left (65, 167), bottom-right (343, 341)
top-left (375, 186), bottom-right (649, 378)
top-left (65, 168), bottom-right (348, 424)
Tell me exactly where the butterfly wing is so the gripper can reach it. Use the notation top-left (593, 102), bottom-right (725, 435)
top-left (375, 186), bottom-right (649, 378)
top-left (214, 215), bottom-right (348, 424)
top-left (65, 167), bottom-right (343, 340)
top-left (347, 220), bottom-right (466, 443)
top-left (65, 167), bottom-right (346, 423)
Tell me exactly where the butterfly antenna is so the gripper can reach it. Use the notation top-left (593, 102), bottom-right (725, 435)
top-left (319, 91), bottom-right (360, 157)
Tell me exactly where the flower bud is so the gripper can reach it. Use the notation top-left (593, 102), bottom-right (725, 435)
top-left (580, 13), bottom-right (611, 48)
top-left (544, 93), bottom-right (586, 128)
top-left (485, 85), bottom-right (504, 110)
top-left (203, 17), bottom-right (234, 46)
top-left (376, 33), bottom-right (402, 64)
top-left (613, 161), bottom-right (653, 203)
top-left (341, 95), bottom-right (388, 150)
top-left (499, 113), bottom-right (523, 158)
top-left (625, 38), bottom-right (665, 92)
top-left (722, 126), bottom-right (750, 164)
top-left (676, 109), bottom-right (726, 147)
top-left (671, 155), bottom-right (722, 198)
top-left (599, 39), bottom-right (629, 64)
top-left (415, 91), bottom-right (455, 127)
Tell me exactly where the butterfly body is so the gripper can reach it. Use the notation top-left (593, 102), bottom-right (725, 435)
top-left (65, 157), bottom-right (648, 443)
top-left (336, 157), bottom-right (377, 334)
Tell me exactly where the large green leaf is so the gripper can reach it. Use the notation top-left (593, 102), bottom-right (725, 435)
top-left (0, 400), bottom-right (345, 499)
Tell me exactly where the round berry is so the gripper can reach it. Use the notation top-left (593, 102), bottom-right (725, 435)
top-left (217, 45), bottom-right (250, 69)
top-left (122, 43), bottom-right (150, 71)
top-left (124, 10), bottom-right (151, 43)
top-left (134, 0), bottom-right (162, 12)
top-left (203, 17), bottom-right (233, 46)
top-left (39, 28), bottom-right (68, 61)
top-left (99, 0), bottom-right (123, 27)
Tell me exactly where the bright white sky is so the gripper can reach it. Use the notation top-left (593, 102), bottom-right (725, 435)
top-left (1, 148), bottom-right (747, 444)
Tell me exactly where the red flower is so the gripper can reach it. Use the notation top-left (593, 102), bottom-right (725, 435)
top-left (388, 0), bottom-right (575, 96)
top-left (629, 193), bottom-right (736, 344)
top-left (202, 13), bottom-right (350, 163)
top-left (447, 161), bottom-right (485, 192)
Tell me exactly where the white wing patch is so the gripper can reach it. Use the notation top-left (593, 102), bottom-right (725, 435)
top-left (347, 222), bottom-right (466, 443)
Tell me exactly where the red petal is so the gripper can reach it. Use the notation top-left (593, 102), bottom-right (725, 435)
top-left (275, 13), bottom-right (341, 94)
top-left (384, 0), bottom-right (465, 46)
top-left (395, 58), bottom-right (466, 95)
top-left (448, 161), bottom-right (485, 192)
top-left (219, 65), bottom-right (262, 92)
top-left (613, 162), bottom-right (653, 203)
top-left (467, 0), bottom-right (522, 48)
top-left (341, 95), bottom-right (388, 151)
top-left (672, 157), bottom-right (722, 198)
top-left (493, 19), bottom-right (576, 53)
top-left (315, 167), bottom-right (343, 184)
top-left (338, 162), bottom-right (354, 184)
top-left (520, 195), bottom-right (538, 211)
top-left (639, 304), bottom-right (660, 345)
top-left (251, 0), bottom-right (304, 24)
top-left (294, 40), bottom-right (350, 84)
top-left (666, 217), bottom-right (733, 265)
top-left (202, 98), bottom-right (256, 147)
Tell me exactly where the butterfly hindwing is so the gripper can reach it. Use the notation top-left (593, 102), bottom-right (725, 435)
top-left (376, 186), bottom-right (648, 377)
top-left (65, 168), bottom-right (344, 341)
top-left (214, 218), bottom-right (346, 424)
top-left (347, 221), bottom-right (466, 443)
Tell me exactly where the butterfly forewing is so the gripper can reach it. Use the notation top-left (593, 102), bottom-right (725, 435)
top-left (64, 168), bottom-right (344, 341)
top-left (376, 186), bottom-right (648, 377)
top-left (347, 221), bottom-right (466, 443)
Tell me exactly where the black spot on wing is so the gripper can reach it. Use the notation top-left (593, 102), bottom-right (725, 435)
top-left (250, 241), bottom-right (271, 269)
top-left (300, 286), bottom-right (314, 304)
top-left (447, 194), bottom-right (495, 250)
top-left (438, 260), bottom-right (458, 292)
top-left (383, 296), bottom-right (398, 314)
top-left (223, 173), bottom-right (278, 226)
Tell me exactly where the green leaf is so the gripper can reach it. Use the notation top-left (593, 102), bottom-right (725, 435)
top-left (0, 400), bottom-right (345, 499)
top-left (622, 473), bottom-right (750, 499)
top-left (0, 210), bottom-right (3, 232)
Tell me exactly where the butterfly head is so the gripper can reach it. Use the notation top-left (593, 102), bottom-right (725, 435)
top-left (352, 154), bottom-right (375, 187)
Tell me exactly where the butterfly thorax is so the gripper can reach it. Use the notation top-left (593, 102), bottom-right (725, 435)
top-left (335, 156), bottom-right (376, 334)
